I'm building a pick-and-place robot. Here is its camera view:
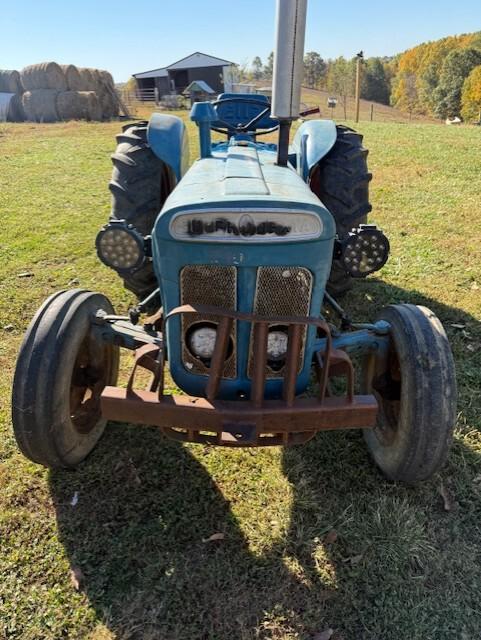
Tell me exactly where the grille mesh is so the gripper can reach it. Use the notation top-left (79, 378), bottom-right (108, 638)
top-left (249, 267), bottom-right (313, 378)
top-left (180, 265), bottom-right (237, 378)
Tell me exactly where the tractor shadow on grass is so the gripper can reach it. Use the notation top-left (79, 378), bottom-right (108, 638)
top-left (49, 281), bottom-right (481, 640)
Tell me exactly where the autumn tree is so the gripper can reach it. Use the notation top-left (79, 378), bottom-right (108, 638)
top-left (303, 51), bottom-right (326, 89)
top-left (461, 65), bottom-right (481, 121)
top-left (433, 47), bottom-right (481, 118)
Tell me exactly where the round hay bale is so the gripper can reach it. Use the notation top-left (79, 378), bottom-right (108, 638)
top-left (57, 90), bottom-right (101, 121)
top-left (22, 89), bottom-right (59, 122)
top-left (96, 70), bottom-right (119, 119)
top-left (60, 64), bottom-right (83, 91)
top-left (77, 67), bottom-right (97, 91)
top-left (0, 70), bottom-right (23, 93)
top-left (7, 94), bottom-right (26, 122)
top-left (99, 70), bottom-right (115, 90)
top-left (21, 62), bottom-right (67, 91)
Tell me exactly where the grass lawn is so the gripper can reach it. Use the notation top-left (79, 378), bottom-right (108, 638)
top-left (0, 114), bottom-right (480, 640)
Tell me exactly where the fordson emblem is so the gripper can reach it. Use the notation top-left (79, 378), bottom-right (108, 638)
top-left (187, 215), bottom-right (291, 237)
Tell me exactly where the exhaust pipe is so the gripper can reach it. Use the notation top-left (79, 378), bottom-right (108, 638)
top-left (271, 0), bottom-right (308, 166)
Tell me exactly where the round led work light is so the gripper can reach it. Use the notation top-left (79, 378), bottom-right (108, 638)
top-left (340, 225), bottom-right (390, 278)
top-left (96, 220), bottom-right (146, 273)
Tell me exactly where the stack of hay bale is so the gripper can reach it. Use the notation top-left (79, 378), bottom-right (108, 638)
top-left (0, 62), bottom-right (119, 122)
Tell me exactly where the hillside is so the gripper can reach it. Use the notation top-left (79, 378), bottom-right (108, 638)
top-left (391, 31), bottom-right (481, 119)
top-left (301, 86), bottom-right (437, 124)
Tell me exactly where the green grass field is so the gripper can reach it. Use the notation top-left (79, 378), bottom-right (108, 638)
top-left (0, 115), bottom-right (480, 640)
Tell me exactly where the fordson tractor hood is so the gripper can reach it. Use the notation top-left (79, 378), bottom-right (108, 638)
top-left (155, 141), bottom-right (336, 227)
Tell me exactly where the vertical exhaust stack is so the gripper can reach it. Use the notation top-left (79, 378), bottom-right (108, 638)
top-left (271, 0), bottom-right (308, 166)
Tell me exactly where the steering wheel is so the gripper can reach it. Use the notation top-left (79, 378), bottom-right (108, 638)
top-left (210, 97), bottom-right (279, 137)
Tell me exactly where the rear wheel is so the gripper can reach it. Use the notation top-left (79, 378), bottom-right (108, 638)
top-left (363, 304), bottom-right (456, 482)
top-left (12, 289), bottom-right (119, 469)
top-left (109, 122), bottom-right (172, 301)
top-left (310, 125), bottom-right (372, 295)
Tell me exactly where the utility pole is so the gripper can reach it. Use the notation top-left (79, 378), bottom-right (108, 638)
top-left (355, 51), bottom-right (364, 123)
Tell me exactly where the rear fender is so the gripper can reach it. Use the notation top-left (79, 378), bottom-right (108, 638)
top-left (291, 120), bottom-right (337, 182)
top-left (147, 113), bottom-right (189, 184)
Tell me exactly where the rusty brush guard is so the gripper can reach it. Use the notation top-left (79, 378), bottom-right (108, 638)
top-left (100, 305), bottom-right (378, 447)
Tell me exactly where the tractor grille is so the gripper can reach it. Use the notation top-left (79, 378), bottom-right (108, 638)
top-left (248, 267), bottom-right (313, 379)
top-left (180, 265), bottom-right (237, 378)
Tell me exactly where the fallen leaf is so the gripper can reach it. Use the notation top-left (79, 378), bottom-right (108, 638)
top-left (343, 554), bottom-right (363, 565)
top-left (324, 530), bottom-right (338, 544)
top-left (313, 629), bottom-right (334, 640)
top-left (70, 565), bottom-right (84, 591)
top-left (439, 481), bottom-right (456, 512)
top-left (202, 532), bottom-right (225, 543)
top-left (70, 491), bottom-right (79, 507)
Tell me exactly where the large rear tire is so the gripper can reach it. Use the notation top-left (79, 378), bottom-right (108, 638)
top-left (12, 290), bottom-right (119, 469)
top-left (363, 304), bottom-right (456, 483)
top-left (310, 125), bottom-right (372, 296)
top-left (109, 122), bottom-right (172, 301)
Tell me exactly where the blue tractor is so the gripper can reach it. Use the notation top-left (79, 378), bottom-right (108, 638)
top-left (12, 0), bottom-right (456, 483)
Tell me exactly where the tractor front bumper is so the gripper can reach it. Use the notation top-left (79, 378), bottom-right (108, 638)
top-left (99, 304), bottom-right (379, 447)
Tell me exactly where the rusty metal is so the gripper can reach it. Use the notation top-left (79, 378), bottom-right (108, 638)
top-left (283, 324), bottom-right (303, 406)
top-left (101, 388), bottom-right (377, 446)
top-left (251, 322), bottom-right (269, 408)
top-left (206, 316), bottom-right (234, 401)
top-left (100, 304), bottom-right (378, 447)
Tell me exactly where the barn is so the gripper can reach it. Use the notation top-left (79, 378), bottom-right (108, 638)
top-left (133, 52), bottom-right (235, 97)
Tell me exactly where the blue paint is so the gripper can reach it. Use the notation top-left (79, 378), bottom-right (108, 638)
top-left (291, 120), bottom-right (337, 181)
top-left (147, 113), bottom-right (190, 182)
top-left (190, 102), bottom-right (217, 158)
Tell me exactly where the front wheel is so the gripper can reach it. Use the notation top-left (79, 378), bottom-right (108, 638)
top-left (12, 289), bottom-right (119, 469)
top-left (363, 304), bottom-right (456, 483)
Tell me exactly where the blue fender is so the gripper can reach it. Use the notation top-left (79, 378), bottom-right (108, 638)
top-left (291, 120), bottom-right (338, 182)
top-left (147, 113), bottom-right (189, 184)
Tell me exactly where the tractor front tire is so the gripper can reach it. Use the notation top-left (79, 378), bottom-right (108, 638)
top-left (363, 304), bottom-right (457, 483)
top-left (12, 290), bottom-right (119, 469)
top-left (109, 122), bottom-right (170, 301)
top-left (311, 125), bottom-right (372, 296)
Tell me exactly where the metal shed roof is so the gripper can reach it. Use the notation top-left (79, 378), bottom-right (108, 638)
top-left (167, 52), bottom-right (234, 70)
top-left (134, 67), bottom-right (168, 79)
top-left (134, 52), bottom-right (234, 78)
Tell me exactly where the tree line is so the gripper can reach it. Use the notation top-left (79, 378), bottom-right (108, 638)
top-left (239, 31), bottom-right (481, 122)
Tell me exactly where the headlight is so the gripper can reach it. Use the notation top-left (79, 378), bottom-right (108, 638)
top-left (187, 324), bottom-right (218, 360)
top-left (340, 225), bottom-right (390, 277)
top-left (96, 220), bottom-right (146, 273)
top-left (267, 327), bottom-right (289, 361)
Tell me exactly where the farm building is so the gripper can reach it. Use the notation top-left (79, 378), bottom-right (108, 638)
top-left (133, 52), bottom-right (235, 97)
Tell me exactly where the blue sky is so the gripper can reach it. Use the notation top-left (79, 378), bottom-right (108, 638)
top-left (1, 0), bottom-right (480, 82)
